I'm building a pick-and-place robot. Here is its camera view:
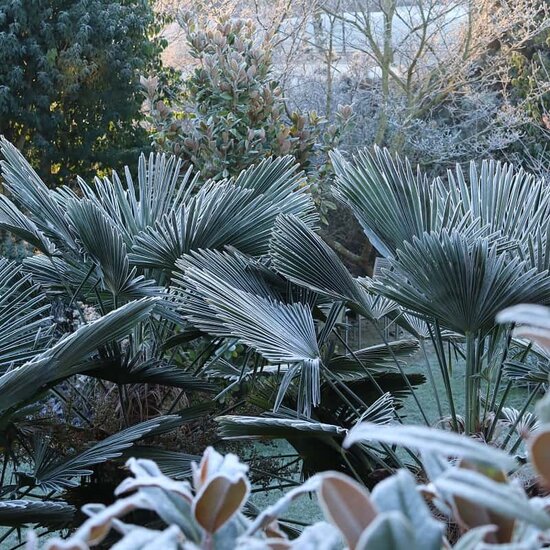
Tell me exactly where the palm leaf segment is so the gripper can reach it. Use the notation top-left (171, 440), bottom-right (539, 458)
top-left (0, 259), bottom-right (52, 370)
top-left (331, 146), bottom-right (550, 261)
top-left (0, 298), bottom-right (157, 419)
top-left (270, 214), bottom-right (376, 319)
top-left (130, 156), bottom-right (317, 270)
top-left (376, 230), bottom-right (550, 335)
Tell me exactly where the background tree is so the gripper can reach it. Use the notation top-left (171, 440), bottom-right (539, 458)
top-left (144, 14), bottom-right (353, 182)
top-left (0, 0), bottom-right (167, 186)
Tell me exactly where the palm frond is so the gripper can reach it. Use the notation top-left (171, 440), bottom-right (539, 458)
top-left (58, 152), bottom-right (197, 244)
top-left (66, 198), bottom-right (159, 299)
top-left (130, 156), bottom-right (316, 271)
top-left (270, 214), bottom-right (373, 317)
top-left (0, 194), bottom-right (56, 255)
top-left (331, 147), bottom-right (450, 258)
top-left (0, 259), bottom-right (53, 370)
top-left (177, 253), bottom-right (321, 414)
top-left (31, 416), bottom-right (184, 492)
top-left (0, 137), bottom-right (77, 250)
top-left (356, 393), bottom-right (395, 425)
top-left (232, 156), bottom-right (316, 224)
top-left (327, 340), bottom-right (420, 381)
top-left (447, 159), bottom-right (550, 245)
top-left (375, 231), bottom-right (550, 335)
top-left (216, 415), bottom-right (347, 440)
top-left (118, 446), bottom-right (199, 479)
top-left (23, 255), bottom-right (100, 298)
top-left (86, 357), bottom-right (215, 391)
top-left (174, 249), bottom-right (279, 300)
top-left (502, 359), bottom-right (550, 383)
top-left (0, 298), bottom-right (157, 417)
top-left (0, 500), bottom-right (75, 528)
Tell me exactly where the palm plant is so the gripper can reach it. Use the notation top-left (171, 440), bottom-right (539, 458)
top-left (3, 133), bottom-right (547, 543)
top-left (207, 148), bottom-right (550, 454)
top-left (329, 147), bottom-right (550, 435)
top-left (0, 138), bottom-right (421, 543)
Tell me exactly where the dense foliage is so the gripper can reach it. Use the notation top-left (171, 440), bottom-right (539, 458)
top-left (144, 15), bottom-right (353, 184)
top-left (0, 0), bottom-right (166, 185)
top-left (0, 136), bottom-right (549, 546)
top-left (26, 339), bottom-right (550, 549)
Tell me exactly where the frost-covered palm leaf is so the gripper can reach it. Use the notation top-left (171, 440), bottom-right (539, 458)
top-left (131, 183), bottom-right (276, 269)
top-left (0, 260), bottom-right (52, 370)
top-left (131, 157), bottom-right (316, 270)
top-left (178, 260), bottom-right (321, 414)
top-left (0, 298), bottom-right (157, 417)
top-left (0, 137), bottom-right (77, 250)
top-left (375, 231), bottom-right (550, 335)
top-left (84, 357), bottom-right (215, 392)
top-left (0, 500), bottom-right (75, 528)
top-left (216, 415), bottom-right (347, 440)
top-left (501, 408), bottom-right (540, 436)
top-left (58, 153), bottom-right (197, 245)
top-left (270, 215), bottom-right (374, 317)
top-left (23, 255), bottom-right (99, 294)
top-left (119, 446), bottom-right (199, 479)
top-left (331, 147), bottom-right (454, 259)
top-left (327, 340), bottom-right (420, 381)
top-left (67, 199), bottom-right (158, 299)
top-left (0, 194), bottom-right (56, 255)
top-left (503, 359), bottom-right (550, 383)
top-left (446, 160), bottom-right (550, 246)
top-left (232, 156), bottom-right (316, 224)
top-left (174, 249), bottom-right (279, 301)
top-left (355, 278), bottom-right (401, 319)
top-left (31, 416), bottom-right (184, 492)
top-left (356, 393), bottom-right (395, 425)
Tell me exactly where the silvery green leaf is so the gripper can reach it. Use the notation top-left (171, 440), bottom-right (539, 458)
top-left (371, 470), bottom-right (444, 550)
top-left (356, 511), bottom-right (414, 550)
top-left (345, 423), bottom-right (516, 470)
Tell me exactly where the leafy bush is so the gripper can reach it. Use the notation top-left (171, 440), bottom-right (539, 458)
top-left (143, 14), bottom-right (354, 226)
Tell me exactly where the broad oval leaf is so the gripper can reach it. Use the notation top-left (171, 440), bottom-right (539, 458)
top-left (193, 474), bottom-right (250, 534)
top-left (318, 472), bottom-right (377, 550)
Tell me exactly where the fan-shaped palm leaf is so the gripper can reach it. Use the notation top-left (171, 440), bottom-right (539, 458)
top-left (66, 199), bottom-right (159, 299)
top-left (446, 160), bottom-right (550, 245)
top-left (0, 195), bottom-right (56, 256)
top-left (176, 255), bottom-right (321, 415)
top-left (270, 214), bottom-right (374, 318)
top-left (0, 137), bottom-right (77, 251)
top-left (0, 500), bottom-right (75, 528)
top-left (330, 147), bottom-right (453, 259)
top-left (57, 153), bottom-right (197, 246)
top-left (375, 231), bottom-right (550, 335)
top-left (30, 416), bottom-right (186, 492)
top-left (130, 156), bottom-right (316, 271)
top-left (326, 340), bottom-right (420, 381)
top-left (216, 415), bottom-right (347, 440)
